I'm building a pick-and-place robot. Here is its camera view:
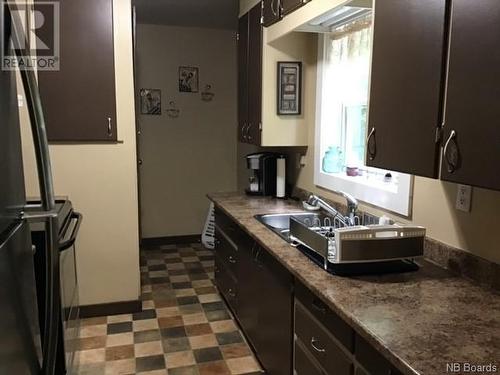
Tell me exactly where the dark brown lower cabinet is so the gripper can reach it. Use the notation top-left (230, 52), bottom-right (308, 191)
top-left (251, 246), bottom-right (293, 375)
top-left (215, 210), bottom-right (292, 375)
top-left (295, 302), bottom-right (353, 375)
top-left (214, 255), bottom-right (237, 312)
top-left (215, 208), bottom-right (406, 375)
top-left (295, 279), bottom-right (404, 375)
top-left (294, 339), bottom-right (325, 375)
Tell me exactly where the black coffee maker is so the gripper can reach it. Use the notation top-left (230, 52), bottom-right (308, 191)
top-left (245, 153), bottom-right (277, 196)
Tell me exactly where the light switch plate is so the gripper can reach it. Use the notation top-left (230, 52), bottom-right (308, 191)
top-left (455, 184), bottom-right (472, 212)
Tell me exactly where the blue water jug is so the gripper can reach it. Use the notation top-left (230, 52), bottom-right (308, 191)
top-left (322, 146), bottom-right (344, 174)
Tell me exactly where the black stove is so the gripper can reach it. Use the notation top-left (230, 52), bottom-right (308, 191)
top-left (27, 198), bottom-right (82, 375)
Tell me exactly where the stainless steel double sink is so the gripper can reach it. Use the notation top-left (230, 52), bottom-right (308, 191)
top-left (255, 212), bottom-right (324, 243)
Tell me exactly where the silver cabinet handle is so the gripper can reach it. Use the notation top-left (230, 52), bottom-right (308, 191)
top-left (228, 288), bottom-right (236, 298)
top-left (107, 117), bottom-right (112, 137)
top-left (443, 130), bottom-right (458, 173)
top-left (310, 337), bottom-right (326, 353)
top-left (228, 255), bottom-right (236, 264)
top-left (246, 123), bottom-right (253, 141)
top-left (366, 127), bottom-right (376, 160)
top-left (271, 0), bottom-right (278, 16)
top-left (242, 123), bottom-right (247, 141)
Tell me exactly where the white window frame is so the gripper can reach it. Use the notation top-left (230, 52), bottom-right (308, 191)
top-left (314, 33), bottom-right (413, 217)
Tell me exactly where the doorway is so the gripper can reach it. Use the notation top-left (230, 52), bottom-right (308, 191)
top-left (132, 0), bottom-right (239, 242)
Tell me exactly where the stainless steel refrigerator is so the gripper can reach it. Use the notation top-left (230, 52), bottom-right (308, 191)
top-left (0, 5), bottom-right (60, 375)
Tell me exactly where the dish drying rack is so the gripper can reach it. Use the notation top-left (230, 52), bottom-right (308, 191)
top-left (289, 213), bottom-right (425, 270)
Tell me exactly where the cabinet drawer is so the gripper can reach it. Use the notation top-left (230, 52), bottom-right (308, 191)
top-left (215, 255), bottom-right (237, 311)
top-left (215, 225), bottom-right (238, 276)
top-left (296, 280), bottom-right (354, 352)
top-left (295, 302), bottom-right (353, 375)
top-left (355, 335), bottom-right (402, 375)
top-left (215, 209), bottom-right (243, 240)
top-left (295, 338), bottom-right (325, 375)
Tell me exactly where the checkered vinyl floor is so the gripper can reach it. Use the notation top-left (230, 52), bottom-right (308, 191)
top-left (73, 243), bottom-right (263, 375)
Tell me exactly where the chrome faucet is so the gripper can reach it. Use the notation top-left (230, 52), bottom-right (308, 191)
top-left (306, 192), bottom-right (358, 226)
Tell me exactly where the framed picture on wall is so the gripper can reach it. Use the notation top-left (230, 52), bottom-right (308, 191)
top-left (140, 88), bottom-right (161, 115)
top-left (179, 66), bottom-right (199, 93)
top-left (277, 61), bottom-right (302, 115)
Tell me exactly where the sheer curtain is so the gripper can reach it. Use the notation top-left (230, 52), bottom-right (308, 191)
top-left (320, 24), bottom-right (372, 169)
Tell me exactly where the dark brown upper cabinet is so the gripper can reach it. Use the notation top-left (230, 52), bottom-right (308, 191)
top-left (238, 13), bottom-right (249, 143)
top-left (262, 0), bottom-right (309, 26)
top-left (281, 0), bottom-right (308, 16)
top-left (36, 0), bottom-right (117, 142)
top-left (366, 0), bottom-right (447, 178)
top-left (440, 0), bottom-right (500, 191)
top-left (262, 0), bottom-right (282, 27)
top-left (238, 3), bottom-right (262, 145)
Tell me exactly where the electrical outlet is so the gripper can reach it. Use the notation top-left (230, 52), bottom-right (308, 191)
top-left (455, 184), bottom-right (472, 212)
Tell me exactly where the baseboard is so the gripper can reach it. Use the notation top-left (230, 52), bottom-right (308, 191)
top-left (79, 299), bottom-right (142, 318)
top-left (140, 234), bottom-right (201, 248)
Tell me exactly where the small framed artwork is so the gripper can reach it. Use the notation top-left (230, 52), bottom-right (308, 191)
top-left (277, 61), bottom-right (302, 115)
top-left (179, 66), bottom-right (199, 93)
top-left (140, 89), bottom-right (161, 115)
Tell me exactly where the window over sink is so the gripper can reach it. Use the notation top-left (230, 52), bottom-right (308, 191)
top-left (313, 11), bottom-right (413, 216)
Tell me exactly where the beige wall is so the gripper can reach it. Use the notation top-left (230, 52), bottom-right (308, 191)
top-left (19, 0), bottom-right (140, 306)
top-left (261, 31), bottom-right (315, 146)
top-left (136, 24), bottom-right (237, 238)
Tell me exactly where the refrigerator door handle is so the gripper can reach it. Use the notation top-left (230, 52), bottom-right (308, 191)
top-left (8, 6), bottom-right (59, 375)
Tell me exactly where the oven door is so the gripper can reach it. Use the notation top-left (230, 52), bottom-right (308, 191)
top-left (59, 212), bottom-right (82, 374)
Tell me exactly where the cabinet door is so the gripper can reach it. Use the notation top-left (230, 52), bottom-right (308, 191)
top-left (262, 0), bottom-right (281, 27)
top-left (254, 247), bottom-right (293, 375)
top-left (281, 0), bottom-right (307, 16)
top-left (236, 240), bottom-right (260, 348)
top-left (247, 4), bottom-right (263, 145)
top-left (366, 0), bottom-right (447, 177)
top-left (440, 0), bottom-right (500, 190)
top-left (36, 0), bottom-right (117, 142)
top-left (238, 14), bottom-right (249, 143)
top-left (214, 255), bottom-right (238, 312)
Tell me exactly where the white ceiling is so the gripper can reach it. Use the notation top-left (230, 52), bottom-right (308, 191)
top-left (133, 0), bottom-right (239, 30)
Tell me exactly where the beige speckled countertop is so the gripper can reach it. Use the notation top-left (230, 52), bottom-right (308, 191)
top-left (208, 192), bottom-right (500, 375)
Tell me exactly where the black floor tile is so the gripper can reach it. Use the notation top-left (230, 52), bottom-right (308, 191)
top-left (162, 337), bottom-right (191, 353)
top-left (216, 331), bottom-right (244, 345)
top-left (177, 296), bottom-right (199, 305)
top-left (107, 321), bottom-right (133, 335)
top-left (172, 282), bottom-right (192, 289)
top-left (135, 354), bottom-right (166, 372)
top-left (193, 347), bottom-right (223, 363)
top-left (132, 309), bottom-right (157, 320)
top-left (161, 326), bottom-right (187, 339)
top-left (202, 301), bottom-right (225, 312)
